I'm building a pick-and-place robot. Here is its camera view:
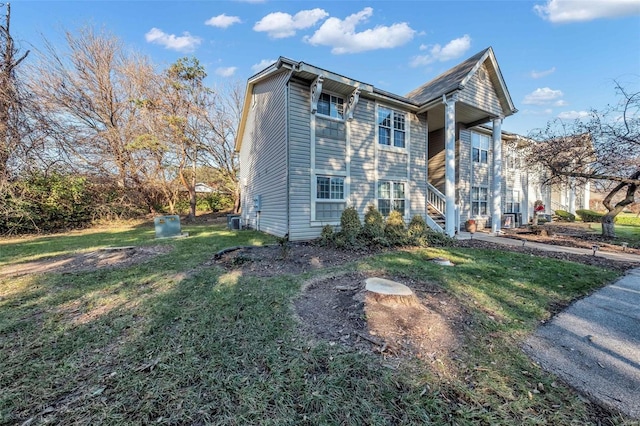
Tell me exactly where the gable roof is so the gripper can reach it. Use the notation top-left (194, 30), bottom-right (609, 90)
top-left (405, 47), bottom-right (517, 116)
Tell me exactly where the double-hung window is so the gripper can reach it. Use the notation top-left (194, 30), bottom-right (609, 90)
top-left (472, 132), bottom-right (489, 163)
top-left (471, 186), bottom-right (488, 216)
top-left (317, 93), bottom-right (344, 119)
top-left (378, 181), bottom-right (405, 216)
top-left (378, 107), bottom-right (406, 148)
top-left (315, 175), bottom-right (345, 221)
top-left (505, 190), bottom-right (521, 213)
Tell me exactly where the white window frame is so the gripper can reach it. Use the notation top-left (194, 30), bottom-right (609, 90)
top-left (377, 106), bottom-right (407, 149)
top-left (505, 190), bottom-right (521, 213)
top-left (471, 186), bottom-right (489, 217)
top-left (317, 92), bottom-right (344, 120)
top-left (312, 173), bottom-right (347, 224)
top-left (472, 132), bottom-right (490, 164)
top-left (377, 180), bottom-right (406, 217)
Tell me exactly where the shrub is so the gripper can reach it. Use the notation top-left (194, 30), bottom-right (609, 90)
top-left (576, 209), bottom-right (604, 223)
top-left (339, 206), bottom-right (362, 244)
top-left (384, 210), bottom-right (407, 246)
top-left (554, 209), bottom-right (575, 222)
top-left (205, 192), bottom-right (234, 212)
top-left (407, 215), bottom-right (428, 246)
top-left (614, 215), bottom-right (640, 226)
top-left (423, 229), bottom-right (455, 247)
top-left (362, 205), bottom-right (387, 246)
top-left (319, 224), bottom-right (335, 246)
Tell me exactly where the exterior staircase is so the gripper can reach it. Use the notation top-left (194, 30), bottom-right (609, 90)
top-left (426, 183), bottom-right (446, 233)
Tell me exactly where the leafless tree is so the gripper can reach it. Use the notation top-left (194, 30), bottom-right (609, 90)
top-left (0, 2), bottom-right (29, 181)
top-left (527, 81), bottom-right (639, 237)
top-left (28, 26), bottom-right (158, 206)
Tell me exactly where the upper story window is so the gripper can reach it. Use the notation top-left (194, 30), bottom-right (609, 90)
top-left (378, 107), bottom-right (406, 148)
top-left (316, 176), bottom-right (344, 200)
top-left (505, 147), bottom-right (521, 170)
top-left (317, 93), bottom-right (344, 119)
top-left (472, 132), bottom-right (489, 163)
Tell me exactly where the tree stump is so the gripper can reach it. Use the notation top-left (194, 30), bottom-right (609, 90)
top-left (364, 277), bottom-right (419, 306)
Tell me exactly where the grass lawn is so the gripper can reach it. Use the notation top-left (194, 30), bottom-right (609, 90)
top-left (0, 221), bottom-right (634, 425)
top-left (587, 222), bottom-right (640, 248)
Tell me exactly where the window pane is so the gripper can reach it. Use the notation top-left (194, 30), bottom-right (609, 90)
top-left (378, 200), bottom-right (391, 216)
top-left (471, 203), bottom-right (479, 216)
top-left (330, 177), bottom-right (344, 199)
top-left (393, 200), bottom-right (405, 215)
top-left (317, 93), bottom-right (330, 116)
top-left (379, 127), bottom-right (391, 145)
top-left (393, 113), bottom-right (405, 131)
top-left (472, 148), bottom-right (480, 162)
top-left (333, 96), bottom-right (344, 119)
top-left (480, 187), bottom-right (488, 200)
top-left (481, 150), bottom-right (488, 163)
top-left (378, 108), bottom-right (391, 127)
top-left (378, 182), bottom-right (391, 199)
top-left (317, 177), bottom-right (330, 199)
top-left (394, 130), bottom-right (405, 148)
top-left (394, 182), bottom-right (405, 199)
top-left (471, 187), bottom-right (479, 200)
top-left (480, 202), bottom-right (487, 216)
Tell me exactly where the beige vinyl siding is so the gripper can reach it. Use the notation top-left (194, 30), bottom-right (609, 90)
top-left (315, 130), bottom-right (347, 171)
top-left (427, 128), bottom-right (445, 193)
top-left (409, 112), bottom-right (428, 218)
top-left (349, 97), bottom-right (376, 217)
top-left (459, 63), bottom-right (503, 116)
top-left (238, 70), bottom-right (289, 237)
top-left (377, 149), bottom-right (408, 180)
top-left (287, 80), bottom-right (315, 241)
top-left (458, 128), bottom-right (472, 221)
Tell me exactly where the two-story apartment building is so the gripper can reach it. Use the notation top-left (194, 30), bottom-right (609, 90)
top-left (235, 47), bottom-right (583, 241)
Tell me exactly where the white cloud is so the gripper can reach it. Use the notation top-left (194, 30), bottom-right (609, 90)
top-left (522, 87), bottom-right (564, 105)
top-left (410, 35), bottom-right (472, 67)
top-left (215, 67), bottom-right (237, 77)
top-left (522, 108), bottom-right (554, 116)
top-left (254, 8), bottom-right (328, 38)
top-left (251, 59), bottom-right (277, 73)
top-left (530, 66), bottom-right (556, 79)
top-left (558, 110), bottom-right (591, 119)
top-left (534, 0), bottom-right (640, 23)
top-left (205, 14), bottom-right (242, 29)
top-left (145, 28), bottom-right (201, 52)
top-left (305, 7), bottom-right (415, 54)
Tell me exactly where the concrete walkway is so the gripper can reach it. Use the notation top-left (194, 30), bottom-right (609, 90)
top-left (455, 231), bottom-right (640, 263)
top-left (455, 231), bottom-right (640, 418)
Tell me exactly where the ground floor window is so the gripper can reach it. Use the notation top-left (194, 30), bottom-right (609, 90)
top-left (471, 186), bottom-right (488, 216)
top-left (315, 175), bottom-right (346, 221)
top-left (505, 190), bottom-right (521, 213)
top-left (378, 181), bottom-right (405, 216)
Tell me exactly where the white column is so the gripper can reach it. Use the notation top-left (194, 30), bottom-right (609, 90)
top-left (583, 181), bottom-right (591, 210)
top-left (444, 95), bottom-right (456, 237)
top-left (491, 117), bottom-right (503, 234)
top-left (568, 178), bottom-right (576, 214)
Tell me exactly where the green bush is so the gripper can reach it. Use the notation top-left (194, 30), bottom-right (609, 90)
top-left (554, 210), bottom-right (575, 222)
top-left (361, 204), bottom-right (387, 246)
top-left (384, 210), bottom-right (407, 246)
top-left (339, 206), bottom-right (362, 244)
top-left (576, 209), bottom-right (604, 223)
top-left (423, 229), bottom-right (455, 247)
top-left (319, 224), bottom-right (335, 246)
top-left (614, 215), bottom-right (640, 226)
top-left (205, 192), bottom-right (234, 212)
top-left (1, 172), bottom-right (94, 234)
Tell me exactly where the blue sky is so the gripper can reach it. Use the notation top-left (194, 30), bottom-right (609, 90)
top-left (9, 0), bottom-right (640, 135)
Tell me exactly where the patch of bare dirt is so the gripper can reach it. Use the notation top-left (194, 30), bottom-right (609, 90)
top-left (0, 245), bottom-right (173, 277)
top-left (294, 271), bottom-right (469, 370)
top-left (214, 242), bottom-right (377, 277)
top-left (502, 222), bottom-right (640, 255)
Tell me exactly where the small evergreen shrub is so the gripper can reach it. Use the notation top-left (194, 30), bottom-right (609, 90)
top-left (362, 205), bottom-right (388, 246)
top-left (407, 215), bottom-right (427, 246)
top-left (554, 209), bottom-right (575, 222)
top-left (319, 224), bottom-right (335, 246)
top-left (384, 210), bottom-right (407, 246)
top-left (576, 209), bottom-right (604, 223)
top-left (339, 206), bottom-right (362, 244)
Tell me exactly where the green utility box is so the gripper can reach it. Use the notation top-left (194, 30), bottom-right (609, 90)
top-left (154, 215), bottom-right (182, 238)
